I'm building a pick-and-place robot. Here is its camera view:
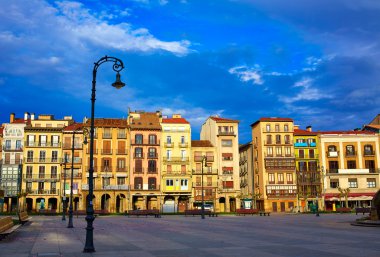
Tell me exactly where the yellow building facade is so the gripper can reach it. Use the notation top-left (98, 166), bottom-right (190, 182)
top-left (22, 114), bottom-right (73, 212)
top-left (251, 118), bottom-right (297, 212)
top-left (161, 114), bottom-right (192, 212)
top-left (82, 118), bottom-right (129, 213)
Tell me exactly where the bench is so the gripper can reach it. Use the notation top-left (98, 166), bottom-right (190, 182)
top-left (0, 216), bottom-right (21, 240)
top-left (336, 207), bottom-right (351, 213)
top-left (355, 207), bottom-right (371, 215)
top-left (259, 211), bottom-right (270, 216)
top-left (236, 209), bottom-right (259, 216)
top-left (184, 209), bottom-right (218, 217)
top-left (127, 209), bottom-right (161, 218)
top-left (18, 211), bottom-right (31, 224)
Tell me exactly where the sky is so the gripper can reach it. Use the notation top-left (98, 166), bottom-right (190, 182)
top-left (1, 0), bottom-right (379, 143)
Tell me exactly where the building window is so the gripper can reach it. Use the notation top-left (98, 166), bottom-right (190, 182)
top-left (166, 136), bottom-right (171, 144)
top-left (39, 151), bottom-right (46, 162)
top-left (27, 151), bottom-right (33, 162)
top-left (39, 166), bottom-right (45, 178)
top-left (148, 148), bottom-right (156, 158)
top-left (268, 173), bottom-right (275, 184)
top-left (286, 173), bottom-right (293, 184)
top-left (284, 135), bottom-right (290, 144)
top-left (51, 166), bottom-right (57, 178)
top-left (148, 160), bottom-right (156, 172)
top-left (276, 147), bottom-right (282, 157)
top-left (148, 177), bottom-right (156, 189)
top-left (166, 150), bottom-right (172, 160)
top-left (330, 179), bottom-right (339, 188)
top-left (348, 179), bottom-right (358, 188)
top-left (266, 124), bottom-right (271, 132)
top-left (26, 166), bottom-right (33, 178)
top-left (298, 150), bottom-right (305, 159)
top-left (328, 161), bottom-right (339, 173)
top-left (181, 136), bottom-right (185, 144)
top-left (266, 135), bottom-right (272, 144)
top-left (135, 134), bottom-right (143, 144)
top-left (346, 145), bottom-right (355, 156)
top-left (221, 140), bottom-right (232, 147)
top-left (166, 179), bottom-right (173, 186)
top-left (275, 124), bottom-right (280, 132)
top-left (117, 177), bottom-right (125, 185)
top-left (347, 160), bottom-right (356, 169)
top-left (275, 135), bottom-right (281, 144)
top-left (134, 177), bottom-right (143, 189)
top-left (135, 147), bottom-right (143, 158)
top-left (52, 151), bottom-right (58, 162)
top-left (364, 145), bottom-right (374, 155)
top-left (181, 179), bottom-right (188, 187)
top-left (278, 173), bottom-right (284, 184)
top-left (148, 134), bottom-right (157, 144)
top-left (284, 124), bottom-right (289, 132)
top-left (367, 178), bottom-right (376, 188)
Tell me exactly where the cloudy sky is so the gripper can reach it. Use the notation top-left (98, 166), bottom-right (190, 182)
top-left (1, 0), bottom-right (379, 143)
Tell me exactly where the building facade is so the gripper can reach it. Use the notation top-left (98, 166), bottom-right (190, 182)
top-left (191, 140), bottom-right (218, 211)
top-left (22, 114), bottom-right (72, 212)
top-left (128, 111), bottom-right (161, 210)
top-left (161, 114), bottom-right (192, 213)
top-left (82, 118), bottom-right (129, 213)
top-left (251, 118), bottom-right (297, 212)
top-left (238, 142), bottom-right (255, 209)
top-left (0, 113), bottom-right (29, 212)
top-left (200, 116), bottom-right (240, 212)
top-left (294, 126), bottom-right (321, 212)
top-left (319, 131), bottom-right (380, 210)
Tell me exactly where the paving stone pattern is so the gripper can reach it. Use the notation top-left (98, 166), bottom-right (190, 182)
top-left (0, 214), bottom-right (379, 257)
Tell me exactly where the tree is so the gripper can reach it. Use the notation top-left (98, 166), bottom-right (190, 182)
top-left (338, 187), bottom-right (350, 208)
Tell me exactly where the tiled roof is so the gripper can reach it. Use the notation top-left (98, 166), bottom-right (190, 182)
top-left (210, 116), bottom-right (239, 123)
top-left (191, 140), bottom-right (214, 147)
top-left (12, 118), bottom-right (31, 124)
top-left (63, 123), bottom-right (83, 132)
top-left (162, 118), bottom-right (189, 124)
top-left (251, 117), bottom-right (293, 127)
top-left (129, 113), bottom-right (161, 130)
top-left (294, 129), bottom-right (318, 136)
top-left (85, 118), bottom-right (128, 128)
top-left (364, 124), bottom-right (380, 130)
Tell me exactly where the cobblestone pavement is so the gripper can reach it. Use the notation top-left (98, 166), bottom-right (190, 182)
top-left (0, 213), bottom-right (378, 257)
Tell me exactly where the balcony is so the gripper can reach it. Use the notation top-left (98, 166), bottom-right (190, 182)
top-left (131, 184), bottom-right (160, 190)
top-left (131, 140), bottom-right (160, 146)
top-left (24, 141), bottom-right (61, 147)
top-left (265, 165), bottom-right (295, 170)
top-left (178, 142), bottom-right (189, 148)
top-left (60, 173), bottom-right (82, 179)
top-left (192, 168), bottom-right (218, 175)
top-left (1, 160), bottom-right (23, 165)
top-left (264, 153), bottom-right (294, 158)
top-left (26, 189), bottom-right (58, 195)
top-left (147, 168), bottom-right (158, 174)
top-left (221, 170), bottom-right (233, 175)
top-left (164, 142), bottom-right (173, 148)
top-left (85, 166), bottom-right (98, 172)
top-left (218, 131), bottom-right (235, 136)
top-left (163, 157), bottom-right (189, 163)
top-left (116, 166), bottom-right (128, 172)
top-left (101, 148), bottom-right (113, 155)
top-left (86, 149), bottom-right (99, 154)
top-left (2, 146), bottom-right (23, 152)
top-left (345, 151), bottom-right (356, 157)
top-left (193, 182), bottom-right (218, 187)
top-left (23, 174), bottom-right (60, 182)
top-left (266, 185), bottom-right (297, 198)
top-left (295, 153), bottom-right (319, 159)
top-left (62, 144), bottom-right (83, 150)
top-left (100, 166), bottom-right (113, 172)
top-left (294, 142), bottom-right (308, 147)
top-left (327, 151), bottom-right (339, 157)
top-left (163, 170), bottom-right (190, 176)
top-left (24, 158), bottom-right (61, 163)
top-left (326, 169), bottom-right (338, 174)
top-left (116, 148), bottom-right (127, 155)
top-left (147, 153), bottom-right (158, 159)
top-left (133, 168), bottom-right (144, 174)
top-left (194, 156), bottom-right (214, 162)
top-left (103, 185), bottom-right (129, 190)
top-left (133, 153), bottom-right (145, 159)
top-left (364, 150), bottom-right (375, 156)
top-left (194, 195), bottom-right (215, 201)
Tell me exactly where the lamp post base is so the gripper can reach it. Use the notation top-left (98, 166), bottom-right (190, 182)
top-left (83, 210), bottom-right (96, 252)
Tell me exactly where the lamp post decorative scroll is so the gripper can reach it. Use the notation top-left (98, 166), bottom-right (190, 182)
top-left (84, 56), bottom-right (125, 253)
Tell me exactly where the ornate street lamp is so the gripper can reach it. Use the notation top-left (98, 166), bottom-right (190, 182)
top-left (83, 56), bottom-right (125, 253)
top-left (62, 156), bottom-right (68, 221)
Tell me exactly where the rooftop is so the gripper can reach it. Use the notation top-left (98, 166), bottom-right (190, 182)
top-left (162, 118), bottom-right (189, 124)
top-left (85, 118), bottom-right (128, 128)
top-left (191, 140), bottom-right (214, 147)
top-left (251, 117), bottom-right (293, 127)
top-left (129, 112), bottom-right (161, 130)
top-left (210, 116), bottom-right (239, 123)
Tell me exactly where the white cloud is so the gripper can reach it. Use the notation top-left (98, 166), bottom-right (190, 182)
top-left (228, 65), bottom-right (264, 85)
top-left (279, 77), bottom-right (333, 104)
top-left (159, 0), bottom-right (169, 5)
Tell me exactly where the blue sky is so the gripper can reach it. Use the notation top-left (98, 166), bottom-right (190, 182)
top-left (1, 0), bottom-right (379, 143)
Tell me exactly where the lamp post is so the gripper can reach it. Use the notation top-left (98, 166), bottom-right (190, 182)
top-left (62, 157), bottom-right (67, 221)
top-left (316, 195), bottom-right (319, 217)
top-left (201, 155), bottom-right (207, 219)
top-left (83, 56), bottom-right (125, 253)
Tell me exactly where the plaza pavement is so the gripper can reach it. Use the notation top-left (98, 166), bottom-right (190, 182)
top-left (0, 213), bottom-right (379, 257)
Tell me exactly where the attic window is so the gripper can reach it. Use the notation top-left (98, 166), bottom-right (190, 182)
top-left (149, 123), bottom-right (153, 125)
top-left (138, 122), bottom-right (142, 125)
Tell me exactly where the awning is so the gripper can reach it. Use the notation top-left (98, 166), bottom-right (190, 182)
top-left (324, 192), bottom-right (375, 201)
top-left (222, 153), bottom-right (233, 157)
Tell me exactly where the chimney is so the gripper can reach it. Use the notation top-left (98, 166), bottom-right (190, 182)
top-left (294, 125), bottom-right (299, 130)
top-left (31, 113), bottom-right (35, 120)
top-left (24, 112), bottom-right (29, 121)
top-left (173, 114), bottom-right (182, 118)
top-left (306, 126), bottom-right (312, 132)
top-left (10, 113), bottom-right (15, 123)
